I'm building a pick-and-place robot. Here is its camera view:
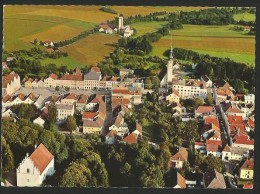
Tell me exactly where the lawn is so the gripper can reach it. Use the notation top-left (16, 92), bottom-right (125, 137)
top-left (150, 25), bottom-right (255, 65)
top-left (234, 13), bottom-right (256, 22)
top-left (131, 21), bottom-right (168, 37)
top-left (60, 33), bottom-right (120, 66)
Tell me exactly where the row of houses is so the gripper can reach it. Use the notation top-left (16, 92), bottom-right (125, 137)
top-left (24, 67), bottom-right (144, 92)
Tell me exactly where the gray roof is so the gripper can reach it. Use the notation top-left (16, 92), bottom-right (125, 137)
top-left (56, 104), bottom-right (74, 110)
top-left (231, 147), bottom-right (248, 155)
top-left (83, 117), bottom-right (104, 127)
top-left (84, 70), bottom-right (101, 80)
top-left (204, 169), bottom-right (226, 189)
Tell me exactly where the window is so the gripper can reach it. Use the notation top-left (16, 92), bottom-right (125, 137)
top-left (27, 168), bottom-right (30, 173)
top-left (27, 179), bottom-right (29, 182)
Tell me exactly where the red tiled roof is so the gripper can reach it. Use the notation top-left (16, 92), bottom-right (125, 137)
top-left (171, 147), bottom-right (188, 162)
top-left (50, 73), bottom-right (58, 80)
top-left (241, 160), bottom-right (254, 170)
top-left (16, 93), bottom-right (26, 101)
top-left (204, 116), bottom-right (219, 128)
top-left (206, 144), bottom-right (221, 152)
top-left (196, 106), bottom-right (214, 114)
top-left (206, 139), bottom-right (222, 146)
top-left (2, 73), bottom-right (18, 88)
top-left (243, 183), bottom-right (253, 189)
top-left (106, 130), bottom-right (117, 137)
top-left (233, 135), bottom-right (254, 145)
top-left (27, 93), bottom-right (37, 101)
top-left (113, 88), bottom-right (141, 95)
top-left (112, 97), bottom-right (130, 109)
top-left (195, 142), bottom-right (205, 146)
top-left (82, 111), bottom-right (98, 120)
top-left (123, 133), bottom-right (138, 144)
top-left (29, 144), bottom-right (54, 174)
top-left (228, 115), bottom-right (243, 125)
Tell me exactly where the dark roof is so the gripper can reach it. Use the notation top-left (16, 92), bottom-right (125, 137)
top-left (84, 69), bottom-right (101, 80)
top-left (204, 169), bottom-right (226, 189)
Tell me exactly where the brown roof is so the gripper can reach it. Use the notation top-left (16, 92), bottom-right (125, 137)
top-left (114, 113), bottom-right (123, 128)
top-left (204, 169), bottom-right (226, 189)
top-left (136, 122), bottom-right (142, 133)
top-left (2, 95), bottom-right (11, 103)
top-left (204, 116), bottom-right (219, 128)
top-left (106, 130), bottom-right (118, 137)
top-left (171, 147), bottom-right (188, 162)
top-left (29, 144), bottom-right (54, 174)
top-left (83, 117), bottom-right (104, 128)
top-left (82, 111), bottom-right (98, 120)
top-left (177, 172), bottom-right (186, 188)
top-left (60, 74), bottom-right (83, 81)
top-left (91, 66), bottom-right (101, 73)
top-left (50, 73), bottom-right (58, 80)
top-left (16, 93), bottom-right (26, 101)
top-left (64, 93), bottom-right (78, 100)
top-left (26, 93), bottom-right (37, 101)
top-left (26, 78), bottom-right (34, 83)
top-left (196, 106), bottom-right (214, 114)
top-left (206, 144), bottom-right (221, 152)
top-left (241, 160), bottom-right (254, 170)
top-left (113, 88), bottom-right (141, 95)
top-left (2, 72), bottom-right (18, 88)
top-left (123, 133), bottom-right (138, 144)
top-left (206, 139), bottom-right (222, 146)
top-left (112, 97), bottom-right (130, 109)
top-left (222, 144), bottom-right (231, 152)
top-left (77, 94), bottom-right (88, 104)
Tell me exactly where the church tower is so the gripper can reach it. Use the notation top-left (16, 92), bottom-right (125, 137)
top-left (166, 35), bottom-right (174, 85)
top-left (118, 16), bottom-right (124, 30)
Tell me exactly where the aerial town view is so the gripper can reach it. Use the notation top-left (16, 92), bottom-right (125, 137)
top-left (1, 6), bottom-right (255, 188)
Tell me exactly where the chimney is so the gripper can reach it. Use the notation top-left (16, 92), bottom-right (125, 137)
top-left (34, 144), bottom-right (37, 150)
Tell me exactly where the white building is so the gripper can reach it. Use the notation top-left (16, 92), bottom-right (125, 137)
top-left (244, 94), bottom-right (255, 104)
top-left (2, 71), bottom-right (21, 96)
top-left (84, 67), bottom-right (102, 89)
top-left (16, 144), bottom-right (55, 187)
top-left (56, 104), bottom-right (75, 121)
top-left (33, 116), bottom-right (45, 127)
top-left (160, 47), bottom-right (174, 88)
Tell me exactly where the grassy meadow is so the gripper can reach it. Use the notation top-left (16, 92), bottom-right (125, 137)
top-left (233, 13), bottom-right (256, 22)
top-left (131, 21), bottom-right (168, 37)
top-left (150, 25), bottom-right (255, 65)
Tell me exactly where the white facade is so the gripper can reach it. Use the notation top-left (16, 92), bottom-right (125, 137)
top-left (172, 84), bottom-right (208, 99)
top-left (33, 117), bottom-right (45, 127)
top-left (16, 154), bottom-right (54, 187)
top-left (118, 16), bottom-right (124, 30)
top-left (244, 94), bottom-right (255, 104)
top-left (56, 104), bottom-right (75, 121)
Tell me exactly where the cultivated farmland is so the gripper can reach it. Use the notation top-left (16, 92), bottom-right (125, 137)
top-left (151, 25), bottom-right (255, 65)
top-left (60, 33), bottom-right (120, 66)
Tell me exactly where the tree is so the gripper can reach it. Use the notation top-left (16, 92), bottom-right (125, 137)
top-left (33, 38), bottom-right (38, 45)
top-left (144, 77), bottom-right (152, 89)
top-left (59, 162), bottom-right (93, 187)
top-left (205, 93), bottom-right (213, 105)
top-left (55, 86), bottom-right (60, 92)
top-left (12, 104), bottom-right (37, 120)
top-left (65, 115), bottom-right (77, 132)
top-left (1, 136), bottom-right (15, 173)
top-left (48, 104), bottom-right (57, 124)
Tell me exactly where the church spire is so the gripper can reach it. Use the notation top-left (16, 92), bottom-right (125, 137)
top-left (170, 32), bottom-right (173, 60)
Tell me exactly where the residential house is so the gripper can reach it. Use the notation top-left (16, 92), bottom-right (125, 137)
top-left (120, 68), bottom-right (134, 79)
top-left (109, 112), bottom-right (129, 137)
top-left (2, 108), bottom-right (13, 118)
top-left (57, 93), bottom-right (78, 105)
top-left (201, 75), bottom-right (213, 88)
top-left (76, 94), bottom-right (89, 112)
top-left (244, 94), bottom-right (255, 104)
top-left (169, 147), bottom-right (188, 169)
top-left (195, 106), bottom-right (214, 118)
top-left (122, 132), bottom-right (138, 144)
top-left (16, 144), bottom-right (55, 187)
top-left (112, 87), bottom-right (142, 105)
top-left (232, 134), bottom-right (254, 150)
top-left (239, 159), bottom-right (254, 180)
top-left (222, 145), bottom-right (249, 161)
top-left (203, 169), bottom-right (226, 189)
top-left (43, 41), bottom-right (54, 47)
top-left (166, 88), bottom-right (180, 104)
top-left (82, 117), bottom-right (104, 134)
top-left (25, 78), bottom-right (34, 88)
top-left (105, 130), bottom-right (120, 144)
top-left (56, 104), bottom-right (75, 121)
top-left (23, 93), bottom-right (38, 104)
top-left (33, 116), bottom-right (45, 127)
top-left (2, 71), bottom-right (21, 96)
top-left (44, 73), bottom-right (58, 88)
top-left (82, 111), bottom-right (98, 121)
top-left (85, 94), bottom-right (102, 111)
top-left (34, 95), bottom-right (45, 109)
top-left (12, 93), bottom-right (26, 105)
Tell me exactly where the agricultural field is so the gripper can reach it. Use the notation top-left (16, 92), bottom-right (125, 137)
top-left (150, 24), bottom-right (255, 65)
top-left (131, 21), bottom-right (168, 37)
top-left (60, 33), bottom-right (119, 66)
top-left (233, 13), bottom-right (256, 22)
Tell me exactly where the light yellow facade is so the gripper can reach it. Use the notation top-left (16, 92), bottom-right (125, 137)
top-left (240, 169), bottom-right (254, 180)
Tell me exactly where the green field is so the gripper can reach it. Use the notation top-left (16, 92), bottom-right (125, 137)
top-left (150, 24), bottom-right (255, 65)
top-left (234, 13), bottom-right (256, 22)
top-left (131, 21), bottom-right (168, 37)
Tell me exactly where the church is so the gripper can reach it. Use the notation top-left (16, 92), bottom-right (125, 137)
top-left (160, 44), bottom-right (180, 88)
top-left (16, 144), bottom-right (55, 187)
